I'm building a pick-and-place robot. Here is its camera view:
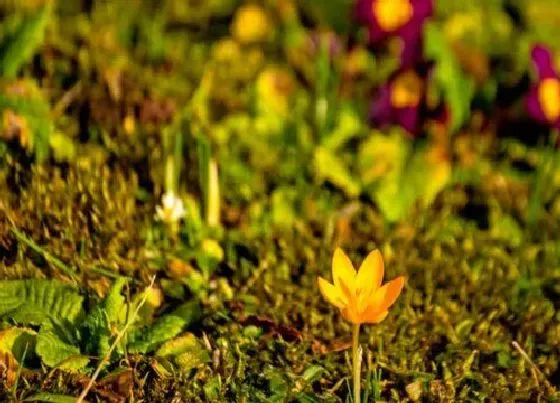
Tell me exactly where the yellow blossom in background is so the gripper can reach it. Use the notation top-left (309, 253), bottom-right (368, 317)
top-left (232, 4), bottom-right (272, 44)
top-left (373, 0), bottom-right (413, 32)
top-left (212, 38), bottom-right (241, 62)
top-left (256, 66), bottom-right (296, 117)
top-left (390, 70), bottom-right (423, 108)
top-left (318, 248), bottom-right (405, 324)
top-left (538, 78), bottom-right (560, 122)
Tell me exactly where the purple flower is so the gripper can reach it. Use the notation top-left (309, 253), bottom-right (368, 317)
top-left (526, 44), bottom-right (560, 130)
top-left (355, 0), bottom-right (433, 67)
top-left (369, 69), bottom-right (424, 135)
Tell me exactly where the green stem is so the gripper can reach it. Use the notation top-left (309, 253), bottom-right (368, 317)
top-left (352, 324), bottom-right (361, 403)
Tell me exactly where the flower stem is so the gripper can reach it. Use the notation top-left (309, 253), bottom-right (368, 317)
top-left (352, 323), bottom-right (361, 403)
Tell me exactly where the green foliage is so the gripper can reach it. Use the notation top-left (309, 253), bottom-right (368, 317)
top-left (128, 301), bottom-right (201, 354)
top-left (313, 146), bottom-right (360, 197)
top-left (360, 131), bottom-right (450, 222)
top-left (35, 328), bottom-right (89, 371)
top-left (0, 89), bottom-right (52, 162)
top-left (424, 22), bottom-right (475, 133)
top-left (0, 280), bottom-right (84, 326)
top-left (23, 393), bottom-right (79, 403)
top-left (0, 327), bottom-right (36, 364)
top-left (0, 3), bottom-right (51, 78)
top-left (49, 132), bottom-right (76, 163)
top-left (156, 332), bottom-right (210, 372)
top-left (81, 277), bottom-right (127, 357)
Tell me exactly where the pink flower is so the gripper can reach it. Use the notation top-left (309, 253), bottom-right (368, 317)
top-left (526, 44), bottom-right (560, 130)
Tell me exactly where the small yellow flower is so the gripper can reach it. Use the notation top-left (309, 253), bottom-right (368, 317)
top-left (538, 78), bottom-right (560, 122)
top-left (231, 4), bottom-right (272, 44)
top-left (374, 0), bottom-right (413, 32)
top-left (391, 70), bottom-right (423, 109)
top-left (318, 248), bottom-right (405, 324)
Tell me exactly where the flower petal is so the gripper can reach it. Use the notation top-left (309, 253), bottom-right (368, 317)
top-left (526, 86), bottom-right (548, 124)
top-left (318, 277), bottom-right (347, 309)
top-left (364, 276), bottom-right (406, 316)
top-left (341, 305), bottom-right (361, 324)
top-left (362, 310), bottom-right (389, 324)
top-left (356, 250), bottom-right (384, 310)
top-left (332, 248), bottom-right (356, 291)
top-left (532, 44), bottom-right (558, 80)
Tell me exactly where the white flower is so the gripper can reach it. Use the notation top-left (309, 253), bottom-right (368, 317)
top-left (155, 192), bottom-right (186, 223)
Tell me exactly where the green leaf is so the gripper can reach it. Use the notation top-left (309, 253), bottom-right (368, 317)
top-left (366, 132), bottom-right (451, 222)
top-left (424, 22), bottom-right (475, 132)
top-left (301, 365), bottom-right (325, 384)
top-left (35, 328), bottom-right (89, 371)
top-left (0, 280), bottom-right (84, 326)
top-left (322, 104), bottom-right (362, 151)
top-left (23, 392), bottom-right (79, 403)
top-left (128, 301), bottom-right (201, 354)
top-left (313, 146), bottom-right (360, 197)
top-left (81, 277), bottom-right (127, 357)
top-left (156, 332), bottom-right (210, 372)
top-left (358, 130), bottom-right (409, 186)
top-left (491, 213), bottom-right (523, 248)
top-left (0, 87), bottom-right (52, 162)
top-left (0, 3), bottom-right (51, 78)
top-left (271, 187), bottom-right (298, 229)
top-left (103, 277), bottom-right (128, 323)
top-left (0, 327), bottom-right (36, 363)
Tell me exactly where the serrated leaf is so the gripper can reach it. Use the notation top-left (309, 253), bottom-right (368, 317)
top-left (0, 280), bottom-right (84, 326)
top-left (81, 277), bottom-right (127, 357)
top-left (128, 300), bottom-right (200, 354)
top-left (104, 277), bottom-right (128, 323)
top-left (35, 329), bottom-right (89, 371)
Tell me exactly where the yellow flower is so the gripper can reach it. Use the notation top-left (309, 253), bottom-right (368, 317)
top-left (391, 70), bottom-right (423, 109)
top-left (318, 248), bottom-right (405, 324)
top-left (538, 78), bottom-right (560, 122)
top-left (231, 4), bottom-right (272, 44)
top-left (374, 0), bottom-right (413, 32)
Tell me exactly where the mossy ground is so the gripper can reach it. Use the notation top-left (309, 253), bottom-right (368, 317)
top-left (1, 159), bottom-right (559, 401)
top-left (1, 1), bottom-right (560, 402)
